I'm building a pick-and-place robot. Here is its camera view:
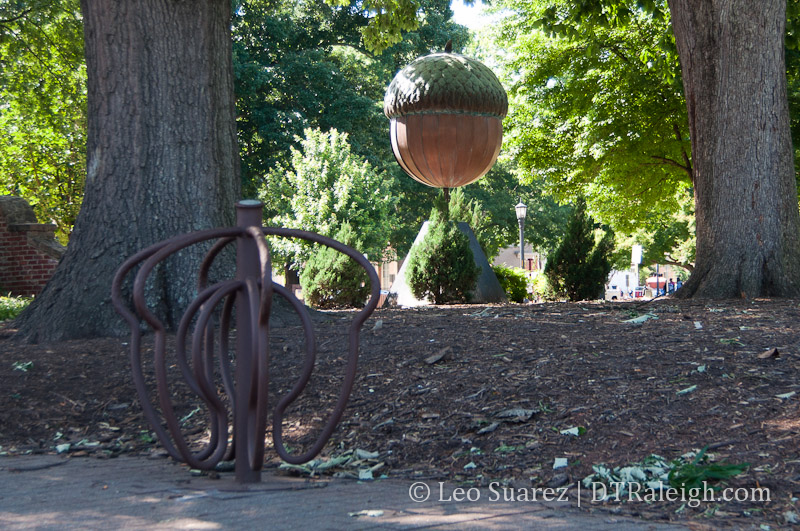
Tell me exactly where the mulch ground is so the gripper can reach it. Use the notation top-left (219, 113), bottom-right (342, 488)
top-left (2, 298), bottom-right (800, 528)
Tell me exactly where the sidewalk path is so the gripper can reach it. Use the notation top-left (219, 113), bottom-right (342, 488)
top-left (1, 455), bottom-right (687, 530)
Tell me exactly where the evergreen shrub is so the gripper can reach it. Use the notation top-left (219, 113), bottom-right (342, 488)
top-left (406, 213), bottom-right (480, 305)
top-left (545, 199), bottom-right (614, 301)
top-left (300, 223), bottom-right (370, 309)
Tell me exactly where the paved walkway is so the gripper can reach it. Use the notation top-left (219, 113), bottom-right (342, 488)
top-left (0, 455), bottom-right (688, 530)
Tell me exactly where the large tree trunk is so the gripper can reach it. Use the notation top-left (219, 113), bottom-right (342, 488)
top-left (15, 0), bottom-right (240, 342)
top-left (668, 0), bottom-right (800, 298)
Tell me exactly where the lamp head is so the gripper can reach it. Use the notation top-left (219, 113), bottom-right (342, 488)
top-left (515, 201), bottom-right (527, 221)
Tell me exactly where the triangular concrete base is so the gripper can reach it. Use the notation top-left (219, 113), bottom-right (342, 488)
top-left (388, 221), bottom-right (507, 307)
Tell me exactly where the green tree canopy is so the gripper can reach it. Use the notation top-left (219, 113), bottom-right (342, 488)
top-left (493, 0), bottom-right (691, 236)
top-left (0, 0), bottom-right (86, 242)
top-left (233, 0), bottom-right (384, 197)
top-left (233, 0), bottom-right (468, 258)
top-left (260, 127), bottom-right (398, 267)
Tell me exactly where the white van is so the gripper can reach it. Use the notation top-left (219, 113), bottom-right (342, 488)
top-left (605, 285), bottom-right (647, 300)
top-left (605, 285), bottom-right (625, 301)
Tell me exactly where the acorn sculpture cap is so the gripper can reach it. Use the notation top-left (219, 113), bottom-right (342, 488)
top-left (384, 48), bottom-right (508, 189)
top-left (384, 52), bottom-right (508, 119)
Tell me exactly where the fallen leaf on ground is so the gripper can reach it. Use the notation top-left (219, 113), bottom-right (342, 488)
top-left (348, 510), bottom-right (384, 518)
top-left (477, 422), bottom-right (500, 434)
top-left (624, 314), bottom-right (658, 324)
top-left (495, 408), bottom-right (537, 422)
top-left (758, 348), bottom-right (780, 359)
top-left (425, 346), bottom-right (451, 365)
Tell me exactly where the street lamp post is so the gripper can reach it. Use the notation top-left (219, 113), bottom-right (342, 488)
top-left (515, 200), bottom-right (527, 269)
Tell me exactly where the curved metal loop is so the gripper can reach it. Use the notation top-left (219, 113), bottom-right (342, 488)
top-left (180, 279), bottom-right (242, 466)
top-left (268, 282), bottom-right (318, 463)
top-left (110, 206), bottom-right (380, 482)
top-left (261, 227), bottom-right (380, 464)
top-left (111, 227), bottom-right (243, 464)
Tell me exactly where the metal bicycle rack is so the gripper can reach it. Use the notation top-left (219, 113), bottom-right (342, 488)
top-left (111, 200), bottom-right (379, 483)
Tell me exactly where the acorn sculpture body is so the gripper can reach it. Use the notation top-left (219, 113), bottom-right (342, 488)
top-left (384, 47), bottom-right (508, 189)
top-left (384, 46), bottom-right (509, 307)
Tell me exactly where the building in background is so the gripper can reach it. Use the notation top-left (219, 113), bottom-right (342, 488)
top-left (492, 243), bottom-right (543, 277)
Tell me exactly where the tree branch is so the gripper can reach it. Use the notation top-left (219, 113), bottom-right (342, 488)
top-left (2, 26), bottom-right (63, 84)
top-left (663, 254), bottom-right (694, 272)
top-left (630, 176), bottom-right (668, 198)
top-left (649, 154), bottom-right (690, 172)
top-left (606, 43), bottom-right (633, 65)
top-left (0, 8), bottom-right (32, 26)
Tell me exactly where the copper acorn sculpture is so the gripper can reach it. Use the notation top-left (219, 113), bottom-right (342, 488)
top-left (384, 44), bottom-right (508, 189)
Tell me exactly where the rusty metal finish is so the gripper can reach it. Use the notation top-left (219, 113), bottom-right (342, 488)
top-left (111, 201), bottom-right (380, 483)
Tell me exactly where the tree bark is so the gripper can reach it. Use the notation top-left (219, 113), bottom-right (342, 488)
top-left (668, 0), bottom-right (800, 298)
top-left (15, 0), bottom-right (239, 341)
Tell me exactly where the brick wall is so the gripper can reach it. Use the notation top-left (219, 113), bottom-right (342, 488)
top-left (0, 196), bottom-right (65, 296)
